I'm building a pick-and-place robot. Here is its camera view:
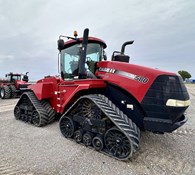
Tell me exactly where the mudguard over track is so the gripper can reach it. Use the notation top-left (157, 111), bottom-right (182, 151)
top-left (60, 94), bottom-right (140, 160)
top-left (14, 91), bottom-right (54, 126)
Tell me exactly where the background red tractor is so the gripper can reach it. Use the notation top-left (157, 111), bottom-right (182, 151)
top-left (0, 72), bottom-right (30, 99)
top-left (14, 29), bottom-right (190, 160)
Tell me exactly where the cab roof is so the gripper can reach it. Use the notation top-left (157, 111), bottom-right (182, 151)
top-left (64, 37), bottom-right (107, 49)
top-left (6, 73), bottom-right (22, 76)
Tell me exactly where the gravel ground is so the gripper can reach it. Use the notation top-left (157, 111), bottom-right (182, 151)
top-left (0, 85), bottom-right (195, 175)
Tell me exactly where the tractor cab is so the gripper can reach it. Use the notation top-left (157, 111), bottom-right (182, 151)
top-left (6, 73), bottom-right (22, 83)
top-left (6, 72), bottom-right (29, 83)
top-left (58, 30), bottom-right (107, 80)
top-left (58, 29), bottom-right (135, 81)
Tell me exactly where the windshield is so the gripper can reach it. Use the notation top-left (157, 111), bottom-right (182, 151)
top-left (60, 43), bottom-right (103, 79)
top-left (7, 75), bottom-right (21, 81)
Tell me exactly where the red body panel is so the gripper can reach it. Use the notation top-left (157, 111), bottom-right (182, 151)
top-left (15, 80), bottom-right (30, 89)
top-left (29, 76), bottom-right (60, 111)
top-left (96, 61), bottom-right (176, 102)
top-left (29, 83), bottom-right (54, 99)
top-left (29, 76), bottom-right (106, 113)
top-left (0, 79), bottom-right (12, 87)
top-left (0, 80), bottom-right (29, 90)
top-left (29, 60), bottom-right (177, 114)
top-left (58, 79), bottom-right (106, 113)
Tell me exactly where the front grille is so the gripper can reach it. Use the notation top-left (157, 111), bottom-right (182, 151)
top-left (19, 84), bottom-right (29, 89)
top-left (141, 75), bottom-right (189, 121)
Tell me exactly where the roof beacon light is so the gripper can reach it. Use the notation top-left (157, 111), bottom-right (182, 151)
top-left (74, 31), bottom-right (78, 38)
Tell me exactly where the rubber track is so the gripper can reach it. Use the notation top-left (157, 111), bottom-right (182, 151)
top-left (41, 100), bottom-right (56, 123)
top-left (63, 94), bottom-right (140, 160)
top-left (15, 91), bottom-right (48, 126)
top-left (90, 94), bottom-right (140, 149)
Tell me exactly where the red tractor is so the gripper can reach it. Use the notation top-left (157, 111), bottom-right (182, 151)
top-left (0, 72), bottom-right (30, 99)
top-left (14, 29), bottom-right (190, 160)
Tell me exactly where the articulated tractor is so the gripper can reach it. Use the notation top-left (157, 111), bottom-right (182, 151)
top-left (14, 29), bottom-right (190, 160)
top-left (0, 72), bottom-right (30, 99)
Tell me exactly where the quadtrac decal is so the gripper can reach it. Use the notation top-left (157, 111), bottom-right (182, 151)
top-left (98, 67), bottom-right (149, 84)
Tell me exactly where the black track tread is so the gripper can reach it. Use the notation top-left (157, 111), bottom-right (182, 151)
top-left (10, 85), bottom-right (17, 98)
top-left (62, 94), bottom-right (140, 160)
top-left (88, 94), bottom-right (140, 150)
top-left (41, 100), bottom-right (56, 123)
top-left (14, 91), bottom-right (49, 127)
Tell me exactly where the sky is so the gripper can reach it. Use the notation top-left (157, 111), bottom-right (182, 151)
top-left (0, 0), bottom-right (194, 80)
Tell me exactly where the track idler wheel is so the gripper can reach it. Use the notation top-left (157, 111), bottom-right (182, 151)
top-left (104, 127), bottom-right (132, 160)
top-left (74, 129), bottom-right (83, 143)
top-left (92, 136), bottom-right (104, 151)
top-left (14, 106), bottom-right (21, 120)
top-left (83, 132), bottom-right (94, 147)
top-left (60, 116), bottom-right (76, 138)
top-left (32, 110), bottom-right (41, 127)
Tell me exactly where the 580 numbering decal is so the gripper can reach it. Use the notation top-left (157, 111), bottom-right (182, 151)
top-left (98, 67), bottom-right (149, 84)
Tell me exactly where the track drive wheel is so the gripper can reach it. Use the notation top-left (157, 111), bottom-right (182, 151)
top-left (60, 116), bottom-right (76, 138)
top-left (14, 106), bottom-right (21, 120)
top-left (82, 99), bottom-right (102, 119)
top-left (104, 127), bottom-right (132, 160)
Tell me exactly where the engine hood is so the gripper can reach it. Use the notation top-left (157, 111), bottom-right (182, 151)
top-left (96, 61), bottom-right (177, 102)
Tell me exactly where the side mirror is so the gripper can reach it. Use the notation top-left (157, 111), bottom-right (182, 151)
top-left (111, 51), bottom-right (130, 63)
top-left (113, 55), bottom-right (130, 63)
top-left (58, 39), bottom-right (65, 51)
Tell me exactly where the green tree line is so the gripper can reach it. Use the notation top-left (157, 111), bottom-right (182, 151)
top-left (178, 70), bottom-right (191, 81)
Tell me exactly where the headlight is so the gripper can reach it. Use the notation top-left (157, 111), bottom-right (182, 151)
top-left (166, 99), bottom-right (191, 107)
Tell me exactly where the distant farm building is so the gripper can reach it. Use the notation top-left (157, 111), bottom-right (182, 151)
top-left (186, 79), bottom-right (195, 83)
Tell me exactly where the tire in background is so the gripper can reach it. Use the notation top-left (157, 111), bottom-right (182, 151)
top-left (10, 85), bottom-right (17, 98)
top-left (0, 85), bottom-right (11, 99)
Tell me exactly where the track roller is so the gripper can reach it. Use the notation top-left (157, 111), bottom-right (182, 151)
top-left (83, 132), bottom-right (94, 146)
top-left (92, 136), bottom-right (104, 151)
top-left (74, 129), bottom-right (83, 143)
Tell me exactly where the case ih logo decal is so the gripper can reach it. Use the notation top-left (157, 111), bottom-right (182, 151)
top-left (98, 67), bottom-right (149, 84)
top-left (98, 67), bottom-right (116, 73)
